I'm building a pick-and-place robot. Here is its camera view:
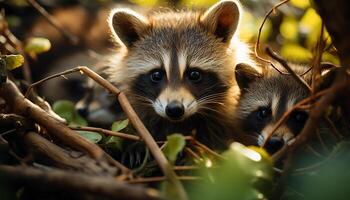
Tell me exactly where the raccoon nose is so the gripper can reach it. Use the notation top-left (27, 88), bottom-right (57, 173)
top-left (165, 101), bottom-right (185, 120)
top-left (265, 137), bottom-right (285, 154)
top-left (76, 107), bottom-right (89, 118)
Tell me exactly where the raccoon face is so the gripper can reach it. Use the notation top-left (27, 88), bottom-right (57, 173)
top-left (235, 63), bottom-right (310, 154)
top-left (108, 1), bottom-right (247, 122)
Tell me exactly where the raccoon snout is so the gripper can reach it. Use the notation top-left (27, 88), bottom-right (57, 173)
top-left (165, 101), bottom-right (185, 120)
top-left (265, 136), bottom-right (285, 154)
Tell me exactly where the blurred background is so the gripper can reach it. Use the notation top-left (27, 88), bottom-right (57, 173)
top-left (1, 0), bottom-right (338, 101)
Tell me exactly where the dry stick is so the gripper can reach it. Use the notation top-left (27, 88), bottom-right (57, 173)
top-left (273, 72), bottom-right (349, 199)
top-left (1, 12), bottom-right (32, 83)
top-left (173, 166), bottom-right (199, 171)
top-left (127, 176), bottom-right (200, 184)
top-left (290, 71), bottom-right (349, 150)
top-left (324, 116), bottom-right (343, 141)
top-left (1, 81), bottom-right (129, 173)
top-left (70, 126), bottom-right (141, 141)
top-left (315, 128), bottom-right (329, 153)
top-left (254, 0), bottom-right (290, 74)
top-left (265, 47), bottom-right (312, 92)
top-left (26, 66), bottom-right (188, 200)
top-left (25, 67), bottom-right (82, 98)
top-left (26, 0), bottom-right (79, 45)
top-left (0, 165), bottom-right (161, 200)
top-left (263, 89), bottom-right (330, 148)
top-left (185, 147), bottom-right (202, 160)
top-left (25, 131), bottom-right (118, 175)
top-left (193, 140), bottom-right (225, 160)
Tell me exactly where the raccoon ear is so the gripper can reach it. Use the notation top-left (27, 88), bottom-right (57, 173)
top-left (318, 64), bottom-right (339, 90)
top-left (235, 63), bottom-right (262, 91)
top-left (201, 0), bottom-right (241, 43)
top-left (109, 8), bottom-right (149, 48)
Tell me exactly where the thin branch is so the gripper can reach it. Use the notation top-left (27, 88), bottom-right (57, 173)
top-left (127, 176), bottom-right (200, 184)
top-left (70, 126), bottom-right (141, 141)
top-left (263, 89), bottom-right (331, 147)
top-left (0, 80), bottom-right (128, 175)
top-left (192, 139), bottom-right (225, 160)
top-left (24, 131), bottom-right (123, 175)
top-left (25, 66), bottom-right (188, 200)
top-left (0, 165), bottom-right (161, 200)
top-left (254, 0), bottom-right (290, 74)
top-left (290, 71), bottom-right (349, 150)
top-left (185, 147), bottom-right (201, 160)
top-left (265, 46), bottom-right (312, 92)
top-left (26, 0), bottom-right (79, 45)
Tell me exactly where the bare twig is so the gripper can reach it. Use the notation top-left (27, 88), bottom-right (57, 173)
top-left (0, 80), bottom-right (128, 175)
top-left (265, 47), bottom-right (312, 91)
top-left (26, 0), bottom-right (79, 45)
top-left (24, 131), bottom-right (123, 174)
top-left (70, 126), bottom-right (141, 141)
top-left (0, 165), bottom-right (161, 200)
top-left (25, 66), bottom-right (188, 200)
top-left (1, 11), bottom-right (32, 83)
top-left (290, 71), bottom-right (349, 150)
top-left (254, 0), bottom-right (290, 74)
top-left (192, 139), bottom-right (225, 160)
top-left (127, 176), bottom-right (200, 184)
top-left (263, 89), bottom-right (331, 147)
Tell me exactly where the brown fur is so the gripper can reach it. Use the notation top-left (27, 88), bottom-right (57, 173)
top-left (104, 1), bottom-right (255, 149)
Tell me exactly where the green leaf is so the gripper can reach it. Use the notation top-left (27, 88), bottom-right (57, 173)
top-left (52, 100), bottom-right (87, 126)
top-left (24, 37), bottom-right (51, 54)
top-left (111, 119), bottom-right (129, 132)
top-left (161, 181), bottom-right (180, 200)
top-left (77, 131), bottom-right (102, 143)
top-left (103, 136), bottom-right (123, 150)
top-left (162, 134), bottom-right (186, 164)
top-left (3, 55), bottom-right (24, 70)
top-left (189, 142), bottom-right (273, 200)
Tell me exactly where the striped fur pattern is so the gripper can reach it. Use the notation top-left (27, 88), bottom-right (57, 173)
top-left (234, 63), bottom-right (313, 153)
top-left (105, 0), bottom-right (255, 149)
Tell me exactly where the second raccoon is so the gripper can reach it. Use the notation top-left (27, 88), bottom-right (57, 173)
top-left (105, 0), bottom-right (255, 149)
top-left (234, 62), bottom-right (335, 154)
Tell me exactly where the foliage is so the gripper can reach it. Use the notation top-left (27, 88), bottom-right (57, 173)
top-left (24, 37), bottom-right (51, 55)
top-left (1, 0), bottom-right (349, 200)
top-left (162, 134), bottom-right (186, 164)
top-left (52, 100), bottom-right (87, 126)
top-left (2, 55), bottom-right (24, 70)
top-left (189, 143), bottom-right (273, 200)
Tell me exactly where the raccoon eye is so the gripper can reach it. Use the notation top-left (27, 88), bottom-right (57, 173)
top-left (256, 107), bottom-right (271, 121)
top-left (292, 111), bottom-right (308, 123)
top-left (150, 70), bottom-right (164, 83)
top-left (188, 70), bottom-right (201, 82)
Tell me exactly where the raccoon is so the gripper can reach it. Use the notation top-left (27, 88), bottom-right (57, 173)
top-left (104, 0), bottom-right (255, 149)
top-left (234, 62), bottom-right (335, 154)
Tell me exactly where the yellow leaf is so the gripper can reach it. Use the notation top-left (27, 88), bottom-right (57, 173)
top-left (4, 55), bottom-right (24, 70)
top-left (322, 52), bottom-right (340, 65)
top-left (131, 0), bottom-right (159, 7)
top-left (290, 0), bottom-right (310, 9)
top-left (24, 37), bottom-right (51, 54)
top-left (281, 43), bottom-right (312, 62)
top-left (300, 8), bottom-right (321, 35)
top-left (280, 16), bottom-right (298, 42)
top-left (180, 0), bottom-right (218, 7)
top-left (240, 13), bottom-right (271, 42)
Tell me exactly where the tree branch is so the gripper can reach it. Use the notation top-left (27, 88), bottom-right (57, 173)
top-left (0, 165), bottom-right (162, 200)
